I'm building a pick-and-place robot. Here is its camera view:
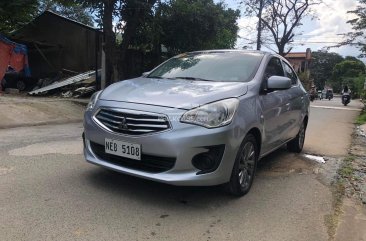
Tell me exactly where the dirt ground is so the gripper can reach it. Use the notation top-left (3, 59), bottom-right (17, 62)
top-left (0, 94), bottom-right (86, 128)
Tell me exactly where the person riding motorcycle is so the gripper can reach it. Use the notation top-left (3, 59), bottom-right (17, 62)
top-left (341, 85), bottom-right (351, 106)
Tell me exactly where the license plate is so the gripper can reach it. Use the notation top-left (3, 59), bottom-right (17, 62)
top-left (105, 138), bottom-right (141, 160)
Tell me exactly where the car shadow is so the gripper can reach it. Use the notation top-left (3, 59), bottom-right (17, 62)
top-left (83, 146), bottom-right (307, 207)
top-left (257, 146), bottom-right (290, 171)
top-left (85, 167), bottom-right (235, 209)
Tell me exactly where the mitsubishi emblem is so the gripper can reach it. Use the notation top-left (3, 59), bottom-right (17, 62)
top-left (119, 117), bottom-right (128, 130)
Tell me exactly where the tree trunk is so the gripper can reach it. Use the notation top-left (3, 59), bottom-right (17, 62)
top-left (102, 0), bottom-right (117, 86)
top-left (118, 0), bottom-right (157, 80)
top-left (277, 43), bottom-right (285, 56)
top-left (256, 0), bottom-right (264, 50)
top-left (118, 9), bottom-right (142, 80)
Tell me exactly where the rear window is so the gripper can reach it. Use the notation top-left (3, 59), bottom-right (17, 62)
top-left (148, 52), bottom-right (264, 82)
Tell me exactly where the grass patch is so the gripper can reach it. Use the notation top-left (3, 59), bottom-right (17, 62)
top-left (325, 180), bottom-right (345, 241)
top-left (356, 110), bottom-right (366, 125)
top-left (338, 157), bottom-right (354, 178)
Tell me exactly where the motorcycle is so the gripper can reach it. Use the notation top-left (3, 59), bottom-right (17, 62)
top-left (342, 94), bottom-right (350, 106)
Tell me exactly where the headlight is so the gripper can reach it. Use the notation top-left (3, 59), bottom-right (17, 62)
top-left (180, 98), bottom-right (239, 128)
top-left (86, 90), bottom-right (102, 111)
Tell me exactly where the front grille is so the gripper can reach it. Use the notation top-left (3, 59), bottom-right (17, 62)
top-left (94, 108), bottom-right (170, 135)
top-left (90, 142), bottom-right (176, 173)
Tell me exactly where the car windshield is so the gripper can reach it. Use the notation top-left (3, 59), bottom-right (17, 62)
top-left (147, 52), bottom-right (264, 82)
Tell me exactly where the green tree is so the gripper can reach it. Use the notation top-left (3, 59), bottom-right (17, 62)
top-left (310, 51), bottom-right (344, 90)
top-left (347, 0), bottom-right (366, 57)
top-left (158, 0), bottom-right (240, 54)
top-left (73, 0), bottom-right (240, 82)
top-left (120, 0), bottom-right (240, 77)
top-left (0, 1), bottom-right (93, 34)
top-left (79, 0), bottom-right (158, 83)
top-left (39, 0), bottom-right (93, 26)
top-left (331, 58), bottom-right (365, 94)
top-left (77, 0), bottom-right (121, 84)
top-left (0, 0), bottom-right (39, 34)
top-left (118, 0), bottom-right (158, 79)
top-left (352, 74), bottom-right (366, 98)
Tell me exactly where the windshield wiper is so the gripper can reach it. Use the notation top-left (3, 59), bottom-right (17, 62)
top-left (147, 76), bottom-right (175, 80)
top-left (173, 76), bottom-right (213, 81)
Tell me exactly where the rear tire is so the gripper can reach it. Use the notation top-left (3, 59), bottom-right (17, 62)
top-left (224, 134), bottom-right (258, 197)
top-left (287, 121), bottom-right (306, 153)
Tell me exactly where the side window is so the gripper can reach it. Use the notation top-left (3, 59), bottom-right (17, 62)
top-left (264, 57), bottom-right (285, 79)
top-left (283, 62), bottom-right (298, 85)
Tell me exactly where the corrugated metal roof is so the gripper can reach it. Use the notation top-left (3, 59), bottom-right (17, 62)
top-left (28, 70), bottom-right (98, 95)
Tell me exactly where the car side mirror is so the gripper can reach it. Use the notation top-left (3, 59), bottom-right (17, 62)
top-left (142, 71), bottom-right (151, 77)
top-left (267, 76), bottom-right (292, 90)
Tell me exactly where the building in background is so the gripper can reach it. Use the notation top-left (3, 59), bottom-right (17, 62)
top-left (285, 48), bottom-right (312, 89)
top-left (10, 10), bottom-right (102, 80)
top-left (285, 48), bottom-right (312, 74)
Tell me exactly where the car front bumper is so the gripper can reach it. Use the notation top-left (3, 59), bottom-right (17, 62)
top-left (83, 100), bottom-right (243, 186)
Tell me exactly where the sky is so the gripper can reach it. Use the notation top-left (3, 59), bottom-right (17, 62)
top-left (227, 0), bottom-right (365, 61)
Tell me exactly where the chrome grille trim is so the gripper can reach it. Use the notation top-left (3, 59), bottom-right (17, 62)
top-left (93, 108), bottom-right (171, 136)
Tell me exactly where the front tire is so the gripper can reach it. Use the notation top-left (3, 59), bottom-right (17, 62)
top-left (287, 121), bottom-right (306, 153)
top-left (224, 134), bottom-right (258, 197)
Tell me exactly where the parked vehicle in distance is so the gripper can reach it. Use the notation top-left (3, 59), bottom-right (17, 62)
top-left (321, 90), bottom-right (327, 99)
top-left (317, 90), bottom-right (323, 100)
top-left (326, 89), bottom-right (333, 100)
top-left (83, 50), bottom-right (310, 196)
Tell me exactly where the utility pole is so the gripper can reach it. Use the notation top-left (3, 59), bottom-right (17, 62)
top-left (256, 0), bottom-right (264, 50)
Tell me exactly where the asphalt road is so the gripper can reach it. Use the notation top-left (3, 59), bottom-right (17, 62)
top-left (0, 96), bottom-right (362, 241)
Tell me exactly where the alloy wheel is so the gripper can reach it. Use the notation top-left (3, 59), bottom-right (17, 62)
top-left (238, 142), bottom-right (256, 190)
top-left (298, 124), bottom-right (305, 149)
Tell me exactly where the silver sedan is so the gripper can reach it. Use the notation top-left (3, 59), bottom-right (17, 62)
top-left (83, 50), bottom-right (310, 196)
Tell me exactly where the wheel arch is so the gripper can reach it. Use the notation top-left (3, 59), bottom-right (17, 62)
top-left (247, 127), bottom-right (262, 157)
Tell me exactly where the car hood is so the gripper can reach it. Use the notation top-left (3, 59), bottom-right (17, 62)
top-left (100, 77), bottom-right (248, 109)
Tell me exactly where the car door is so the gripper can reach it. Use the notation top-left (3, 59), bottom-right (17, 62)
top-left (259, 56), bottom-right (291, 155)
top-left (281, 60), bottom-right (305, 141)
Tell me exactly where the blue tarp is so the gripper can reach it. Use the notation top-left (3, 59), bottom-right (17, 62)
top-left (0, 34), bottom-right (31, 77)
